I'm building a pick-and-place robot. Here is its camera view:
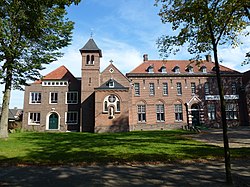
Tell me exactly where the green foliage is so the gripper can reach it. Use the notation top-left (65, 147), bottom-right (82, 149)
top-left (155, 0), bottom-right (249, 59)
top-left (0, 130), bottom-right (248, 165)
top-left (0, 0), bottom-right (79, 90)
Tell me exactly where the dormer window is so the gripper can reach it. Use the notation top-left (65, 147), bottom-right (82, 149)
top-left (109, 79), bottom-right (114, 88)
top-left (173, 66), bottom-right (180, 73)
top-left (147, 65), bottom-right (154, 73)
top-left (160, 66), bottom-right (167, 73)
top-left (187, 66), bottom-right (193, 73)
top-left (200, 66), bottom-right (207, 73)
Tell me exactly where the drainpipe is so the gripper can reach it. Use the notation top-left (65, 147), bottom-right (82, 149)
top-left (185, 103), bottom-right (190, 128)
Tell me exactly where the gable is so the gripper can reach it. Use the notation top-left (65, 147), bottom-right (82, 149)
top-left (101, 63), bottom-right (130, 87)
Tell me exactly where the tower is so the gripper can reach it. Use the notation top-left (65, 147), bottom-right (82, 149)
top-left (79, 38), bottom-right (102, 132)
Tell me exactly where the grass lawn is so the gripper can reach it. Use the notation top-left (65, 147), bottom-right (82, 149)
top-left (0, 130), bottom-right (249, 165)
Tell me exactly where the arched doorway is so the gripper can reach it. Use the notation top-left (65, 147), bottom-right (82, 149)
top-left (48, 113), bottom-right (59, 130)
top-left (191, 104), bottom-right (200, 126)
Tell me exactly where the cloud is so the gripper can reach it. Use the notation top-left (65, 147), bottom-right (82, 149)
top-left (99, 38), bottom-right (142, 73)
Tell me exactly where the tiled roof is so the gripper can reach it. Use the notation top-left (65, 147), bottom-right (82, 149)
top-left (128, 60), bottom-right (240, 75)
top-left (79, 38), bottom-right (102, 57)
top-left (34, 66), bottom-right (75, 83)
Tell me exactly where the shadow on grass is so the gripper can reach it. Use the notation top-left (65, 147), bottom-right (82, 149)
top-left (0, 130), bottom-right (249, 165)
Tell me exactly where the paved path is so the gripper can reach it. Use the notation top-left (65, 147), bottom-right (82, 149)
top-left (0, 160), bottom-right (249, 187)
top-left (185, 126), bottom-right (250, 148)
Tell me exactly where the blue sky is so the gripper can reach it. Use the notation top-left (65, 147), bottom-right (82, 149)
top-left (1, 0), bottom-right (250, 108)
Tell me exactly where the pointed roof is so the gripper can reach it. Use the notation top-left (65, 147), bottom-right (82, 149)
top-left (79, 38), bottom-right (102, 57)
top-left (95, 79), bottom-right (129, 90)
top-left (34, 66), bottom-right (76, 83)
top-left (42, 65), bottom-right (75, 80)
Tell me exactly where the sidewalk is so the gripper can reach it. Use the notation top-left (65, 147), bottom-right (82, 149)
top-left (186, 126), bottom-right (250, 148)
top-left (0, 159), bottom-right (249, 187)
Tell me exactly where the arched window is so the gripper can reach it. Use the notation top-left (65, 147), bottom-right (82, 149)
top-left (104, 101), bottom-right (108, 112)
top-left (91, 55), bottom-right (94, 64)
top-left (117, 100), bottom-right (120, 112)
top-left (103, 95), bottom-right (120, 113)
top-left (86, 55), bottom-right (90, 64)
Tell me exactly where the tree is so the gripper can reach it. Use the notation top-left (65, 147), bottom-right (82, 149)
top-left (155, 0), bottom-right (249, 185)
top-left (0, 0), bottom-right (80, 139)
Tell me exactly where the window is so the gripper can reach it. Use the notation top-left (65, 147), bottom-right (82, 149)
top-left (201, 66), bottom-right (207, 73)
top-left (174, 104), bottom-right (183, 121)
top-left (163, 83), bottom-right (168, 95)
top-left (156, 104), bottom-right (165, 122)
top-left (148, 66), bottom-right (154, 73)
top-left (134, 83), bottom-right (140, 96)
top-left (66, 112), bottom-right (78, 124)
top-left (103, 95), bottom-right (120, 113)
top-left (161, 66), bottom-right (167, 73)
top-left (109, 80), bottom-right (114, 88)
top-left (86, 55), bottom-right (90, 64)
top-left (232, 82), bottom-right (237, 94)
top-left (226, 103), bottom-right (238, 119)
top-left (191, 82), bottom-right (196, 95)
top-left (91, 55), bottom-right (94, 64)
top-left (117, 100), bottom-right (120, 112)
top-left (50, 92), bottom-right (58, 104)
top-left (30, 92), bottom-right (41, 104)
top-left (66, 92), bottom-right (78, 104)
top-left (207, 104), bottom-right (216, 120)
top-left (137, 105), bottom-right (146, 122)
top-left (204, 82), bottom-right (210, 95)
top-left (149, 83), bottom-right (155, 95)
top-left (188, 66), bottom-right (193, 73)
top-left (29, 112), bottom-right (41, 124)
top-left (174, 67), bottom-right (180, 73)
top-left (177, 82), bottom-right (182, 95)
top-left (104, 101), bottom-right (108, 112)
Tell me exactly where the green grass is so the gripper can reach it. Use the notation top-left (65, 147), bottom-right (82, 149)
top-left (0, 130), bottom-right (249, 165)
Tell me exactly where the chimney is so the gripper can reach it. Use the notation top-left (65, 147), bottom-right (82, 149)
top-left (143, 54), bottom-right (148, 62)
top-left (205, 54), bottom-right (212, 62)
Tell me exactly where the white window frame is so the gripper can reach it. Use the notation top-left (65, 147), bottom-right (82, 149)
top-left (163, 83), bottom-right (168, 95)
top-left (134, 83), bottom-right (140, 96)
top-left (103, 95), bottom-right (120, 113)
top-left (225, 103), bottom-right (238, 120)
top-left (177, 82), bottom-right (182, 95)
top-left (201, 67), bottom-right (207, 73)
top-left (30, 92), bottom-right (41, 104)
top-left (204, 82), bottom-right (210, 95)
top-left (175, 67), bottom-right (180, 73)
top-left (149, 83), bottom-right (155, 96)
top-left (174, 104), bottom-right (183, 121)
top-left (50, 92), bottom-right (58, 104)
top-left (65, 111), bottom-right (78, 125)
top-left (28, 112), bottom-right (41, 125)
top-left (191, 82), bottom-right (196, 95)
top-left (156, 104), bottom-right (165, 122)
top-left (207, 104), bottom-right (216, 120)
top-left (188, 66), bottom-right (194, 73)
top-left (66, 92), bottom-right (78, 104)
top-left (137, 105), bottom-right (146, 122)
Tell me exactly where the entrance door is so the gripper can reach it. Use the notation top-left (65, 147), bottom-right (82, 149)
top-left (191, 104), bottom-right (200, 126)
top-left (49, 113), bottom-right (59, 130)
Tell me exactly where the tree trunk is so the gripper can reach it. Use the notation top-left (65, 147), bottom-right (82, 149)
top-left (0, 68), bottom-right (12, 139)
top-left (213, 48), bottom-right (233, 185)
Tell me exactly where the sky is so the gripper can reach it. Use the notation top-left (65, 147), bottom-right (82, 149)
top-left (1, 0), bottom-right (250, 109)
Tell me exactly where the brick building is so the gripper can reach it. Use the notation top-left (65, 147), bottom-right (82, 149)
top-left (22, 38), bottom-right (249, 132)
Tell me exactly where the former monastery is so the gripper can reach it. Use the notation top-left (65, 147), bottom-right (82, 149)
top-left (22, 38), bottom-right (249, 132)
